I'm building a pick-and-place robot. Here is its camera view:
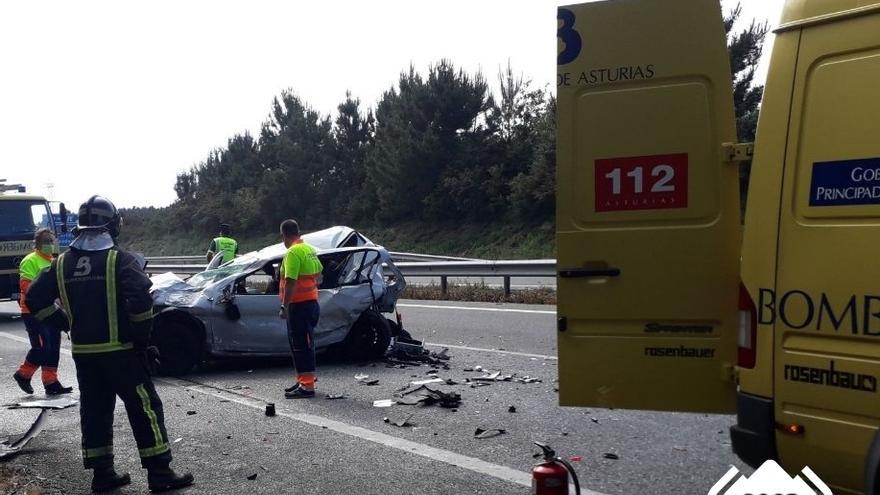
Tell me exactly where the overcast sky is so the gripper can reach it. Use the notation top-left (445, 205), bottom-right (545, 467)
top-left (0, 0), bottom-right (784, 209)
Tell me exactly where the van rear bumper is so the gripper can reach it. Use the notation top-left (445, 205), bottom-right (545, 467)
top-left (730, 392), bottom-right (777, 468)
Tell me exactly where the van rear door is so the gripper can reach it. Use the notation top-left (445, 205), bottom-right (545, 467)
top-left (556, 0), bottom-right (741, 413)
top-left (771, 7), bottom-right (880, 489)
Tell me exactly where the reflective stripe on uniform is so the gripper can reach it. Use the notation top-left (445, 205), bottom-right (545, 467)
top-left (34, 304), bottom-right (59, 321)
top-left (106, 250), bottom-right (118, 344)
top-left (135, 384), bottom-right (168, 458)
top-left (291, 273), bottom-right (319, 303)
top-left (56, 253), bottom-right (72, 326)
top-left (71, 342), bottom-right (134, 354)
top-left (130, 309), bottom-right (153, 322)
top-left (82, 446), bottom-right (113, 458)
top-left (139, 443), bottom-right (171, 458)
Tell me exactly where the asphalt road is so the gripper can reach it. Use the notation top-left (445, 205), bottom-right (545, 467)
top-left (0, 300), bottom-right (745, 494)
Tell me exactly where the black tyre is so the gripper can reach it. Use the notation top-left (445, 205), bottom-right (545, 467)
top-left (344, 310), bottom-right (392, 361)
top-left (152, 318), bottom-right (201, 376)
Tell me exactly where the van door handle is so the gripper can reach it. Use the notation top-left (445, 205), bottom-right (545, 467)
top-left (558, 268), bottom-right (621, 278)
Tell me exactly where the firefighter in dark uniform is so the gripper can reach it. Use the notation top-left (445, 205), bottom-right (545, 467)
top-left (27, 196), bottom-right (193, 493)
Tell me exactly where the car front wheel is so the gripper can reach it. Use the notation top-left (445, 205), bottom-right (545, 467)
top-left (152, 318), bottom-right (201, 376)
top-left (344, 310), bottom-right (392, 361)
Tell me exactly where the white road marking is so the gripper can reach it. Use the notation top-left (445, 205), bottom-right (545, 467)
top-left (397, 303), bottom-right (555, 315)
top-left (425, 342), bottom-right (557, 361)
top-left (0, 331), bottom-right (601, 495)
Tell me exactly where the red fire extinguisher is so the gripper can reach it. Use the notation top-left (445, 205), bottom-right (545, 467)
top-left (532, 442), bottom-right (581, 495)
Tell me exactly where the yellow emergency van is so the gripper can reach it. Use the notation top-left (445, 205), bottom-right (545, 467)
top-left (556, 0), bottom-right (880, 492)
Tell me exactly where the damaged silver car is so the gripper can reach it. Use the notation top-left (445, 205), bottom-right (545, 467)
top-left (148, 226), bottom-right (407, 375)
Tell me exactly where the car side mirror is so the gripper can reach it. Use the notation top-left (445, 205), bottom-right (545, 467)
top-left (219, 284), bottom-right (235, 304)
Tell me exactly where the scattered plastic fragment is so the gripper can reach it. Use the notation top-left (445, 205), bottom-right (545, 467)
top-left (325, 394), bottom-right (346, 400)
top-left (411, 378), bottom-right (444, 386)
top-left (186, 411), bottom-right (197, 416)
top-left (373, 399), bottom-right (395, 408)
top-left (247, 473), bottom-right (258, 480)
top-left (603, 453), bottom-right (620, 460)
top-left (473, 371), bottom-right (501, 382)
top-left (508, 406), bottom-right (516, 413)
top-left (463, 367), bottom-right (474, 372)
top-left (474, 427), bottom-right (506, 439)
top-left (513, 376), bottom-right (542, 384)
top-left (173, 438), bottom-right (183, 444)
top-left (386, 339), bottom-right (451, 367)
top-left (355, 374), bottom-right (379, 386)
top-left (395, 385), bottom-right (461, 408)
top-left (570, 456), bottom-right (583, 463)
top-left (0, 409), bottom-right (48, 460)
top-left (265, 404), bottom-right (276, 417)
top-left (390, 414), bottom-right (414, 427)
top-left (9, 396), bottom-right (78, 410)
top-left (591, 418), bottom-right (599, 424)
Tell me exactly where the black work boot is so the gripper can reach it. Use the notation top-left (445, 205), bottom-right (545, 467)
top-left (12, 371), bottom-right (33, 394)
top-left (147, 466), bottom-right (194, 493)
top-left (91, 467), bottom-right (131, 493)
top-left (44, 381), bottom-right (74, 395)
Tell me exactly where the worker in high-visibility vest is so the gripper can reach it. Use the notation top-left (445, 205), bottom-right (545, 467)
top-left (278, 219), bottom-right (323, 398)
top-left (27, 196), bottom-right (193, 492)
top-left (206, 223), bottom-right (238, 263)
top-left (12, 228), bottom-right (73, 396)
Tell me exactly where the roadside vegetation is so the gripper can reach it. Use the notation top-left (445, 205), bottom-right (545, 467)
top-left (120, 5), bottom-right (765, 261)
top-left (402, 283), bottom-right (556, 305)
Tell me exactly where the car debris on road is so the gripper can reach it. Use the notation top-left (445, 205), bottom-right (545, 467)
top-left (473, 427), bottom-right (506, 439)
top-left (0, 409), bottom-right (49, 461)
top-left (8, 396), bottom-right (79, 410)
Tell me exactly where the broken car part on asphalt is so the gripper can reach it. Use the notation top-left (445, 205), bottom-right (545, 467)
top-left (0, 410), bottom-right (49, 461)
top-left (8, 396), bottom-right (79, 410)
top-left (474, 427), bottom-right (506, 439)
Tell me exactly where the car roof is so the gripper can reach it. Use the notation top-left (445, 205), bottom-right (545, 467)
top-left (244, 226), bottom-right (377, 262)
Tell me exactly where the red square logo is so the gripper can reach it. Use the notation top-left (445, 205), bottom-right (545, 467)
top-left (594, 153), bottom-right (688, 212)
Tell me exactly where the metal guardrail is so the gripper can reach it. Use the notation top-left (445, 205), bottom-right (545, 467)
top-left (143, 258), bottom-right (556, 295)
top-left (145, 252), bottom-right (481, 264)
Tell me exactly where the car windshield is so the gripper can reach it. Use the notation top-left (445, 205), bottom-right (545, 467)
top-left (0, 200), bottom-right (52, 236)
top-left (187, 255), bottom-right (260, 288)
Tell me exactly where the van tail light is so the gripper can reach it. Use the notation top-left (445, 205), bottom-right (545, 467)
top-left (738, 282), bottom-right (758, 369)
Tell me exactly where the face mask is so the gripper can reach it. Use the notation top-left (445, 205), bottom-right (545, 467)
top-left (39, 245), bottom-right (54, 256)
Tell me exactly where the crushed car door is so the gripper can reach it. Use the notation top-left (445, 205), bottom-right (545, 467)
top-left (314, 247), bottom-right (385, 348)
top-left (556, 0), bottom-right (740, 413)
top-left (216, 262), bottom-right (288, 354)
